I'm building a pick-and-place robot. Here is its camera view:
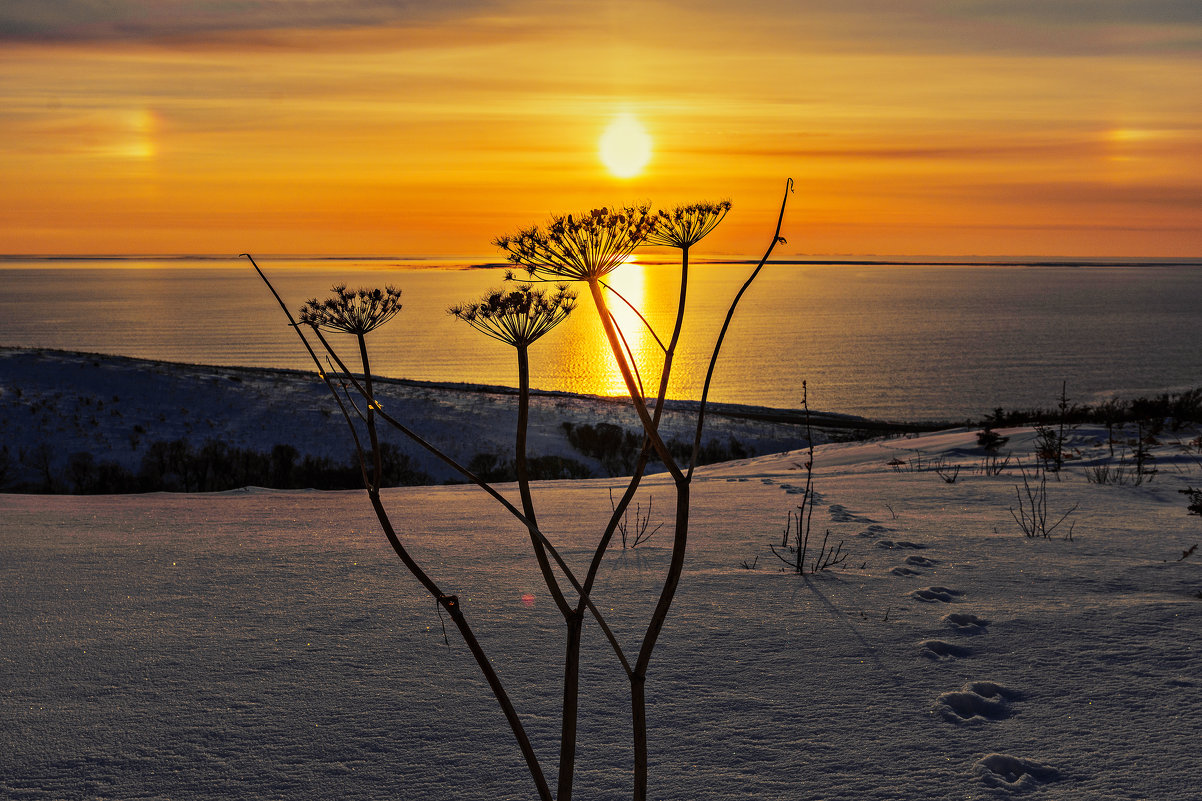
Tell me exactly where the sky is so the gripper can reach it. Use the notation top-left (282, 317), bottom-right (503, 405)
top-left (1, 0), bottom-right (1200, 258)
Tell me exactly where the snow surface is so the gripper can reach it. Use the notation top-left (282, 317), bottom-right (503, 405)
top-left (0, 347), bottom-right (887, 487)
top-left (2, 423), bottom-right (1201, 799)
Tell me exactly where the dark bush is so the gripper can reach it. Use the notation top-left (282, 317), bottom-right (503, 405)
top-left (527, 454), bottom-right (592, 480)
top-left (270, 444), bottom-right (299, 487)
top-left (465, 451), bottom-right (592, 482)
top-left (126, 438), bottom-right (427, 493)
top-left (1181, 487), bottom-right (1202, 517)
top-left (563, 421), bottom-right (755, 474)
top-left (468, 452), bottom-right (516, 483)
top-left (667, 435), bottom-right (753, 466)
top-left (976, 428), bottom-right (1009, 451)
top-left (67, 451), bottom-right (139, 494)
top-left (375, 442), bottom-right (430, 486)
top-left (562, 421), bottom-right (642, 476)
top-left (983, 387), bottom-right (1202, 429)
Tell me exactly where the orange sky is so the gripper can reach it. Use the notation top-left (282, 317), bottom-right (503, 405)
top-left (1, 0), bottom-right (1200, 257)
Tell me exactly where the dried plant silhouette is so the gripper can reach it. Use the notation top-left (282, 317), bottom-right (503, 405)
top-left (769, 381), bottom-right (848, 574)
top-left (244, 177), bottom-right (792, 801)
top-left (609, 488), bottom-right (663, 549)
top-left (1010, 459), bottom-right (1079, 540)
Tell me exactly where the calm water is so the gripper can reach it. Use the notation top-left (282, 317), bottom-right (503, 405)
top-left (2, 257), bottom-right (1201, 421)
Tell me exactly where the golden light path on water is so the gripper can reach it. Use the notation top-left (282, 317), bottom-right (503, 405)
top-left (543, 256), bottom-right (678, 400)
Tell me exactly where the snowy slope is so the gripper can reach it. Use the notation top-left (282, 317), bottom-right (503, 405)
top-left (0, 347), bottom-right (891, 489)
top-left (2, 425), bottom-right (1200, 799)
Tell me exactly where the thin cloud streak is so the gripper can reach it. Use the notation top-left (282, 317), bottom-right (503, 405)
top-left (0, 0), bottom-right (494, 42)
top-left (682, 141), bottom-right (1115, 161)
top-left (4, 0), bottom-right (1202, 56)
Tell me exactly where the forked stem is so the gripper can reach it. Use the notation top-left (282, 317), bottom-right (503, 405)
top-left (247, 254), bottom-right (557, 801)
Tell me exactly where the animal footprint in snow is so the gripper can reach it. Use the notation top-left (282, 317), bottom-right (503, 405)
top-left (828, 503), bottom-right (871, 523)
top-left (974, 754), bottom-right (1058, 790)
top-left (943, 612), bottom-right (990, 634)
top-left (904, 556), bottom-right (938, 567)
top-left (910, 586), bottom-right (963, 603)
top-left (875, 540), bottom-right (927, 550)
top-left (918, 639), bottom-right (971, 660)
top-left (935, 681), bottom-right (1020, 724)
top-left (891, 566), bottom-right (922, 576)
top-left (966, 680), bottom-right (1020, 701)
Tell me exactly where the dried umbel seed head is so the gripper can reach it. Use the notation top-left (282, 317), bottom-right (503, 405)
top-left (645, 200), bottom-right (732, 249)
top-left (493, 204), bottom-right (658, 283)
top-left (448, 283), bottom-right (577, 347)
top-left (299, 284), bottom-right (403, 335)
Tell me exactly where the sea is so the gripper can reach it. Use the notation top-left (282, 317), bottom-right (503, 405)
top-left (2, 255), bottom-right (1200, 422)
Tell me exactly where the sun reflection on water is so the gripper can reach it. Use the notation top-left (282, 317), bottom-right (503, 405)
top-left (545, 256), bottom-right (679, 399)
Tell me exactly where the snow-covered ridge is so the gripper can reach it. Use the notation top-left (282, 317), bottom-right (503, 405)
top-left (2, 422), bottom-right (1200, 798)
top-left (0, 347), bottom-right (916, 491)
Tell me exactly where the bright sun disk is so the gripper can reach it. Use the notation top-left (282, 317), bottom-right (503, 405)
top-left (599, 113), bottom-right (652, 179)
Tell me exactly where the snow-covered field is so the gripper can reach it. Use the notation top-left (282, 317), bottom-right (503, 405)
top-left (3, 424), bottom-right (1200, 800)
top-left (0, 348), bottom-right (891, 490)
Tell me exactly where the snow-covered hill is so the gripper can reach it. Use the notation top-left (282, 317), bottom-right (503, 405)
top-left (2, 425), bottom-right (1200, 799)
top-left (0, 347), bottom-right (906, 491)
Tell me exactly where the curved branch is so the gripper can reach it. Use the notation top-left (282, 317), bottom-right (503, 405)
top-left (609, 306), bottom-right (646, 401)
top-left (516, 343), bottom-right (573, 618)
top-left (599, 279), bottom-right (667, 352)
top-left (588, 280), bottom-right (684, 484)
top-left (687, 178), bottom-right (793, 480)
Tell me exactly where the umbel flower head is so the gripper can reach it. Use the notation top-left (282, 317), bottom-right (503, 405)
top-left (645, 200), bottom-right (732, 249)
top-left (494, 204), bottom-right (658, 283)
top-left (299, 284), bottom-right (403, 335)
top-left (448, 283), bottom-right (577, 347)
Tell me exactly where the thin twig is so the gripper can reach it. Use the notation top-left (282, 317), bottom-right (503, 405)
top-left (600, 279), bottom-right (667, 352)
top-left (688, 178), bottom-right (793, 479)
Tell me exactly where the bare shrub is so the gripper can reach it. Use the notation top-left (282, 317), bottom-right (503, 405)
top-left (609, 488), bottom-right (663, 549)
top-left (1010, 459), bottom-right (1079, 540)
top-left (979, 454), bottom-right (1011, 476)
top-left (769, 382), bottom-right (848, 574)
top-left (935, 461), bottom-right (961, 484)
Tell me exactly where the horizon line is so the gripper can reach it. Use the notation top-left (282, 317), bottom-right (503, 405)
top-left (2, 253), bottom-right (1201, 268)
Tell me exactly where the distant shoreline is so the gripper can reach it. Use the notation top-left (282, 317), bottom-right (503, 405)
top-left (3, 254), bottom-right (1201, 269)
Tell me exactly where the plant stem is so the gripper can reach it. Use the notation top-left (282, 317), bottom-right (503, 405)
top-left (688, 178), bottom-right (792, 480)
top-left (580, 246), bottom-right (691, 596)
top-left (360, 376), bottom-right (554, 801)
top-left (249, 255), bottom-right (555, 801)
top-left (586, 278), bottom-right (692, 801)
top-left (631, 673), bottom-right (648, 801)
top-left (357, 332), bottom-right (382, 491)
top-left (586, 280), bottom-right (681, 480)
top-left (557, 611), bottom-right (583, 801)
top-left (516, 343), bottom-right (578, 799)
top-left (564, 252), bottom-right (693, 799)
top-left (662, 245), bottom-right (690, 385)
top-left (516, 344), bottom-right (571, 614)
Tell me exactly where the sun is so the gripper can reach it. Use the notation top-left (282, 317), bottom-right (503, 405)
top-left (599, 113), bottom-right (652, 179)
